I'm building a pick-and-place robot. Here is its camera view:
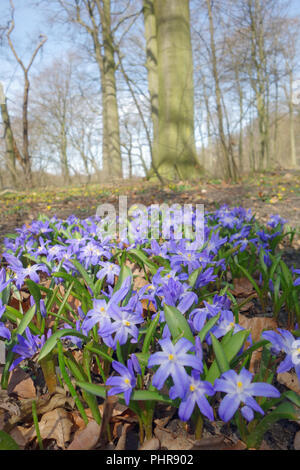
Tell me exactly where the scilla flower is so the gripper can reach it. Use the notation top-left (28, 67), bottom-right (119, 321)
top-left (262, 329), bottom-right (300, 383)
top-left (214, 368), bottom-right (280, 422)
top-left (174, 371), bottom-right (215, 422)
top-left (106, 359), bottom-right (136, 405)
top-left (148, 338), bottom-right (203, 398)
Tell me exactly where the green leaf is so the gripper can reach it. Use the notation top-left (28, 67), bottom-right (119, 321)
top-left (246, 402), bottom-right (298, 449)
top-left (188, 267), bottom-right (203, 289)
top-left (84, 342), bottom-right (114, 363)
top-left (198, 313), bottom-right (220, 343)
top-left (134, 352), bottom-right (150, 368)
top-left (16, 305), bottom-right (38, 336)
top-left (77, 382), bottom-right (173, 405)
top-left (25, 279), bottom-right (42, 306)
top-left (230, 340), bottom-right (269, 368)
top-left (283, 390), bottom-right (300, 409)
top-left (280, 260), bottom-right (293, 287)
top-left (235, 264), bottom-right (261, 296)
top-left (52, 272), bottom-right (85, 294)
top-left (70, 259), bottom-right (96, 293)
top-left (206, 329), bottom-right (250, 384)
top-left (142, 313), bottom-right (160, 355)
top-left (0, 431), bottom-right (20, 450)
top-left (113, 264), bottom-right (132, 293)
top-left (163, 304), bottom-right (195, 344)
top-left (3, 306), bottom-right (41, 335)
top-left (210, 333), bottom-right (230, 374)
top-left (129, 248), bottom-right (158, 276)
top-left (38, 329), bottom-right (88, 361)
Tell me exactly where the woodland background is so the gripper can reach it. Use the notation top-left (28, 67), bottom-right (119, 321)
top-left (0, 0), bottom-right (300, 188)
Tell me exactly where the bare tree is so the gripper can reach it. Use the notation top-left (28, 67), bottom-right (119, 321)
top-left (6, 0), bottom-right (47, 185)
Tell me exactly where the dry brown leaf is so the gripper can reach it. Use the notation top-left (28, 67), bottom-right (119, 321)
top-left (191, 436), bottom-right (225, 450)
top-left (238, 314), bottom-right (278, 343)
top-left (277, 372), bottom-right (300, 394)
top-left (0, 389), bottom-right (21, 417)
top-left (294, 431), bottom-right (300, 450)
top-left (67, 420), bottom-right (101, 450)
top-left (220, 439), bottom-right (247, 450)
top-left (154, 427), bottom-right (194, 450)
top-left (7, 368), bottom-right (36, 399)
top-left (238, 315), bottom-right (278, 373)
top-left (115, 422), bottom-right (132, 450)
top-left (5, 387), bottom-right (74, 431)
top-left (139, 438), bottom-right (160, 450)
top-left (232, 277), bottom-right (255, 297)
top-left (35, 408), bottom-right (73, 448)
top-left (9, 426), bottom-right (28, 449)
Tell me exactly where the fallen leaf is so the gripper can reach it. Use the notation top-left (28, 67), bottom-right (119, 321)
top-left (7, 368), bottom-right (36, 399)
top-left (9, 426), bottom-right (28, 449)
top-left (221, 439), bottom-right (247, 450)
top-left (67, 420), bottom-right (101, 450)
top-left (154, 427), bottom-right (194, 450)
top-left (139, 437), bottom-right (160, 450)
top-left (238, 315), bottom-right (278, 373)
top-left (277, 372), bottom-right (300, 394)
top-left (232, 277), bottom-right (255, 297)
top-left (115, 422), bottom-right (132, 450)
top-left (34, 408), bottom-right (73, 449)
top-left (191, 436), bottom-right (225, 450)
top-left (238, 314), bottom-right (278, 343)
top-left (294, 431), bottom-right (300, 450)
top-left (5, 387), bottom-right (74, 431)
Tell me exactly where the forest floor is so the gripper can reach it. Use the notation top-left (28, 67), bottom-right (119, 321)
top-left (0, 169), bottom-right (300, 451)
top-left (1, 170), bottom-right (300, 243)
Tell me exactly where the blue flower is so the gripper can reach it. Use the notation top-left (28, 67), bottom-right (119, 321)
top-left (176, 371), bottom-right (215, 422)
top-left (9, 327), bottom-right (51, 371)
top-left (262, 329), bottom-right (300, 383)
top-left (106, 360), bottom-right (136, 405)
top-left (214, 368), bottom-right (280, 422)
top-left (148, 338), bottom-right (203, 398)
top-left (96, 262), bottom-right (120, 285)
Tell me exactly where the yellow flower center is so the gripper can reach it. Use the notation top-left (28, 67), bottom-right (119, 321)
top-left (237, 381), bottom-right (243, 389)
top-left (190, 385), bottom-right (196, 392)
top-left (168, 354), bottom-right (174, 361)
top-left (124, 321), bottom-right (131, 326)
top-left (100, 307), bottom-right (105, 312)
top-left (124, 378), bottom-right (130, 384)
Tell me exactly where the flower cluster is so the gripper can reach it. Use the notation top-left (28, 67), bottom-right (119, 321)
top-left (0, 204), bottom-right (299, 446)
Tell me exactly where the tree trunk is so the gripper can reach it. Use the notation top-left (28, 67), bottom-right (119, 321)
top-left (0, 82), bottom-right (18, 186)
top-left (153, 0), bottom-right (201, 180)
top-left (143, 0), bottom-right (159, 168)
top-left (288, 71), bottom-right (297, 168)
top-left (98, 0), bottom-right (122, 179)
top-left (206, 0), bottom-right (237, 182)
